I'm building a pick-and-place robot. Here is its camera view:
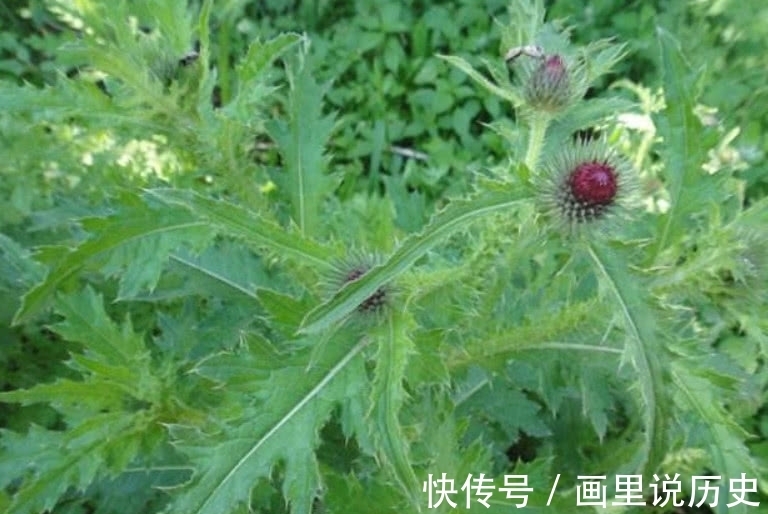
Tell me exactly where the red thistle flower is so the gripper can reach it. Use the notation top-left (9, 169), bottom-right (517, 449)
top-left (539, 139), bottom-right (637, 233)
top-left (568, 161), bottom-right (619, 215)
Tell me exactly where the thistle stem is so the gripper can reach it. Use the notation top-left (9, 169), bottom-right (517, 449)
top-left (524, 112), bottom-right (551, 172)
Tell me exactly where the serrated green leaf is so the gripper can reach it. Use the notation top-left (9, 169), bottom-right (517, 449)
top-left (68, 353), bottom-right (138, 383)
top-left (0, 286), bottom-right (163, 443)
top-left (300, 184), bottom-right (531, 334)
top-left (0, 285), bottom-right (166, 514)
top-left (416, 396), bottom-right (499, 511)
top-left (547, 96), bottom-right (637, 145)
top-left (498, 0), bottom-right (546, 48)
top-left (147, 188), bottom-right (337, 267)
top-left (0, 378), bottom-right (128, 410)
top-left (169, 337), bottom-right (370, 514)
top-left (0, 233), bottom-right (46, 293)
top-left (582, 39), bottom-right (627, 84)
top-left (438, 54), bottom-right (522, 105)
top-left (221, 33), bottom-right (303, 122)
top-left (166, 243), bottom-right (269, 301)
top-left (53, 286), bottom-right (145, 365)
top-left (446, 300), bottom-right (612, 371)
top-left (0, 427), bottom-right (74, 513)
top-left (266, 54), bottom-right (337, 236)
top-left (13, 197), bottom-right (212, 324)
top-left (368, 314), bottom-right (421, 509)
top-left (406, 329), bottom-right (450, 387)
top-left (196, 0), bottom-right (215, 118)
top-left (97, 216), bottom-right (213, 301)
top-left (651, 28), bottom-right (710, 259)
top-left (0, 411), bottom-right (154, 514)
top-left (197, 0), bottom-right (212, 62)
top-left (191, 334), bottom-right (282, 391)
top-left (460, 382), bottom-right (551, 446)
top-left (670, 364), bottom-right (763, 514)
top-left (237, 33), bottom-right (303, 85)
top-left (322, 469), bottom-right (404, 514)
top-left (256, 288), bottom-right (315, 334)
top-left (579, 370), bottom-right (615, 441)
top-left (587, 241), bottom-right (668, 475)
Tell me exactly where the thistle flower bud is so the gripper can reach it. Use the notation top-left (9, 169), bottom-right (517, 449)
top-left (324, 252), bottom-right (390, 316)
top-left (524, 54), bottom-right (572, 112)
top-left (539, 139), bottom-right (637, 234)
top-left (343, 266), bottom-right (387, 313)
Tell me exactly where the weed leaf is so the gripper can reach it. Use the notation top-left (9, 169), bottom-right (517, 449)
top-left (170, 337), bottom-right (370, 514)
top-left (587, 241), bottom-right (668, 474)
top-left (13, 196), bottom-right (213, 324)
top-left (651, 28), bottom-right (711, 259)
top-left (267, 53), bottom-right (337, 236)
top-left (148, 188), bottom-right (338, 267)
top-left (369, 314), bottom-right (421, 508)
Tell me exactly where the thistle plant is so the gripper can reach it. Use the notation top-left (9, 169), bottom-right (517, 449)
top-left (0, 1), bottom-right (766, 514)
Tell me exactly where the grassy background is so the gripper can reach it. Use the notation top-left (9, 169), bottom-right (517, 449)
top-left (1, 0), bottom-right (765, 224)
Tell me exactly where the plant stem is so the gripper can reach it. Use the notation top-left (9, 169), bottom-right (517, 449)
top-left (633, 131), bottom-right (653, 171)
top-left (217, 24), bottom-right (231, 104)
top-left (524, 112), bottom-right (550, 172)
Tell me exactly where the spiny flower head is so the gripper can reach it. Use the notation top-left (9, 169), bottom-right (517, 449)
top-left (342, 265), bottom-right (387, 313)
top-left (569, 160), bottom-right (618, 207)
top-left (538, 138), bottom-right (637, 235)
top-left (324, 251), bottom-right (390, 316)
top-left (506, 38), bottom-right (626, 116)
top-left (524, 54), bottom-right (571, 112)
